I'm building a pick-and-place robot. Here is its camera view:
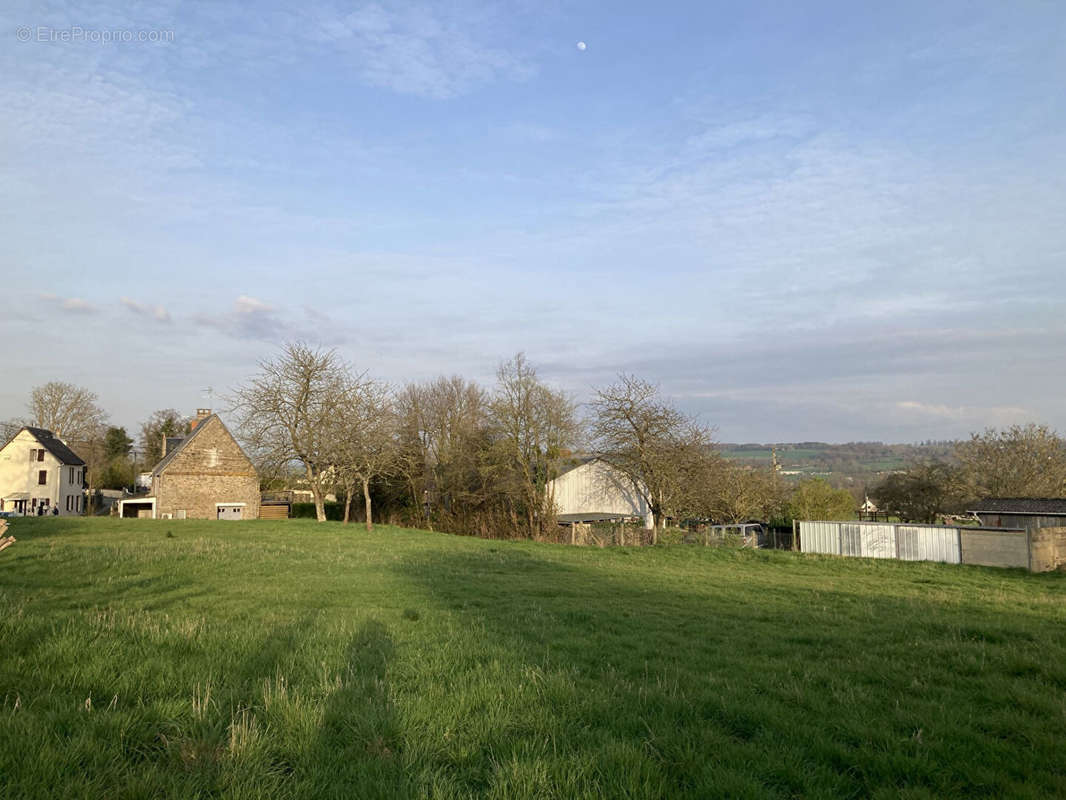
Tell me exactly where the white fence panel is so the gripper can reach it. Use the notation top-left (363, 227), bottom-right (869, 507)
top-left (897, 526), bottom-right (960, 564)
top-left (799, 521), bottom-right (841, 554)
top-left (860, 524), bottom-right (897, 559)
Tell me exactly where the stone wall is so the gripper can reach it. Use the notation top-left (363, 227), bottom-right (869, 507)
top-left (152, 416), bottom-right (259, 520)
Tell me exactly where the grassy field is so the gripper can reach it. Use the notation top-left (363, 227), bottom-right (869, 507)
top-left (2, 518), bottom-right (1065, 799)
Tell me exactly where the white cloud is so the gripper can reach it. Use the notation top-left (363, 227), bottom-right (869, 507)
top-left (894, 400), bottom-right (1030, 424)
top-left (192, 295), bottom-right (319, 343)
top-left (39, 293), bottom-right (97, 314)
top-left (234, 295), bottom-right (274, 314)
top-left (684, 113), bottom-right (815, 152)
top-left (120, 297), bottom-right (171, 322)
top-left (308, 3), bottom-right (532, 98)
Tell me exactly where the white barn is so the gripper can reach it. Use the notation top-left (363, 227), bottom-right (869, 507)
top-left (548, 460), bottom-right (653, 529)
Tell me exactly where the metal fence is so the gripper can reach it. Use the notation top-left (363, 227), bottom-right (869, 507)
top-left (799, 520), bottom-right (963, 564)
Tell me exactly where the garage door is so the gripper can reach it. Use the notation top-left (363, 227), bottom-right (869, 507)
top-left (217, 505), bottom-right (243, 520)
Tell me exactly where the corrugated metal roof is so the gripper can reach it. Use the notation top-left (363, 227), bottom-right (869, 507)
top-left (968, 498), bottom-right (1066, 515)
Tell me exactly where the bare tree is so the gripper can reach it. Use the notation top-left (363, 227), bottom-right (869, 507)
top-left (395, 377), bottom-right (488, 531)
top-left (955, 424), bottom-right (1066, 499)
top-left (333, 378), bottom-right (397, 530)
top-left (231, 342), bottom-right (350, 522)
top-left (0, 419), bottom-right (26, 442)
top-left (701, 463), bottom-right (781, 524)
top-left (489, 354), bottom-right (578, 539)
top-left (28, 382), bottom-right (107, 442)
top-left (589, 374), bottom-right (715, 540)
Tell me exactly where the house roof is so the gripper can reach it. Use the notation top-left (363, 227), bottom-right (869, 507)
top-left (149, 414), bottom-right (256, 478)
top-left (10, 426), bottom-right (87, 466)
top-left (969, 497), bottom-right (1066, 516)
top-left (150, 415), bottom-right (214, 476)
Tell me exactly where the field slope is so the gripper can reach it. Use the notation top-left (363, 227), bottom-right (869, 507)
top-left (1, 518), bottom-right (1065, 799)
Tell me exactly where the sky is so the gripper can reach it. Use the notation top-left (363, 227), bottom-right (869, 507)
top-left (2, 0), bottom-right (1064, 443)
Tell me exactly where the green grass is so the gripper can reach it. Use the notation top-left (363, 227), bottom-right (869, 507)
top-left (2, 518), bottom-right (1065, 799)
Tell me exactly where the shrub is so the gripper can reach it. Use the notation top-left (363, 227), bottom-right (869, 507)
top-left (290, 502), bottom-right (345, 521)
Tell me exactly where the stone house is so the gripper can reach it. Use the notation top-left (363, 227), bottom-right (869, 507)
top-left (0, 426), bottom-right (86, 516)
top-left (119, 410), bottom-right (259, 520)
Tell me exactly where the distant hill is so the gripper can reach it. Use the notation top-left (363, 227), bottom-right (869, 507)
top-left (720, 441), bottom-right (957, 489)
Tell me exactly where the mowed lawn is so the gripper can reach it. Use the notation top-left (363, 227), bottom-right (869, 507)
top-left (1, 519), bottom-right (1065, 799)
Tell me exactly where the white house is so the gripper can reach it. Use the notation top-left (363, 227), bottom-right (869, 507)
top-left (547, 459), bottom-right (654, 529)
top-left (0, 427), bottom-right (86, 516)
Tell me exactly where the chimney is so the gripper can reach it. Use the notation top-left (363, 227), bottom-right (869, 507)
top-left (190, 408), bottom-right (212, 433)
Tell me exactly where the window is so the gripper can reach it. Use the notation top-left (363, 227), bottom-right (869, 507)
top-left (77, 495), bottom-right (81, 512)
top-left (38, 470), bottom-right (47, 485)
top-left (37, 449), bottom-right (45, 462)
top-left (69, 467), bottom-right (74, 483)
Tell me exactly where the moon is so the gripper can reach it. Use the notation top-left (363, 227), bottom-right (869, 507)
top-left (576, 41), bottom-right (587, 51)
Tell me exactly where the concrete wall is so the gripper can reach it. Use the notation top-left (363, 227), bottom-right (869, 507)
top-left (1029, 527), bottom-right (1066, 573)
top-left (958, 529), bottom-right (1029, 569)
top-left (0, 429), bottom-right (84, 515)
top-left (152, 417), bottom-right (259, 520)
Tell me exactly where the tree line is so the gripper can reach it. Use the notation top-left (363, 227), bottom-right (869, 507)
top-left (870, 424), bottom-right (1066, 523)
top-left (229, 344), bottom-right (862, 536)
top-left (6, 348), bottom-right (1065, 532)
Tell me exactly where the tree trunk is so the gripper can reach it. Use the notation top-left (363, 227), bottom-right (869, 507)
top-left (305, 465), bottom-right (327, 522)
top-left (363, 477), bottom-right (373, 531)
top-left (343, 483), bottom-right (353, 524)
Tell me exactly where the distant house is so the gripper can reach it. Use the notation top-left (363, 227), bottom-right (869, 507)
top-left (119, 410), bottom-right (259, 520)
top-left (0, 426), bottom-right (85, 516)
top-left (547, 459), bottom-right (653, 529)
top-left (968, 498), bottom-right (1066, 532)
